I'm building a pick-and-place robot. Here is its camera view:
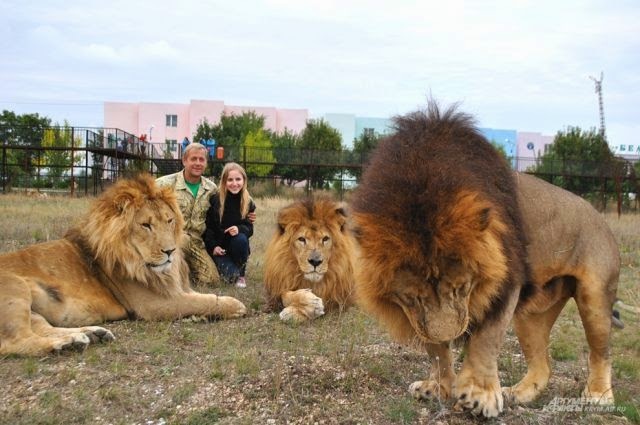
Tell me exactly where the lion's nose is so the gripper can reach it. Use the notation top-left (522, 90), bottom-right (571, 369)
top-left (308, 257), bottom-right (323, 268)
top-left (162, 248), bottom-right (176, 257)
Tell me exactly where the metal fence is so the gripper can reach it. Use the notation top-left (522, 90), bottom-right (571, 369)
top-left (1, 130), bottom-right (638, 211)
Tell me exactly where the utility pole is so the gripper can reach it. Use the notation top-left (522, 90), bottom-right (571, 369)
top-left (589, 72), bottom-right (606, 141)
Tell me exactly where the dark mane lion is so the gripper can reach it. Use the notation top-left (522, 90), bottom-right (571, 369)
top-left (352, 102), bottom-right (528, 417)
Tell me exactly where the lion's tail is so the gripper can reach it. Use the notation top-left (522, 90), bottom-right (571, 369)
top-left (613, 299), bottom-right (640, 329)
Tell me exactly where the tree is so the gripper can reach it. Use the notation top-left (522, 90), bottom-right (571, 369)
top-left (194, 112), bottom-right (268, 177)
top-left (41, 121), bottom-right (80, 185)
top-left (532, 126), bottom-right (614, 195)
top-left (243, 129), bottom-right (274, 177)
top-left (351, 130), bottom-right (384, 181)
top-left (271, 128), bottom-right (304, 185)
top-left (0, 110), bottom-right (51, 188)
top-left (298, 119), bottom-right (343, 189)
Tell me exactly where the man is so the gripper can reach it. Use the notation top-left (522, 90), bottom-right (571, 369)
top-left (156, 143), bottom-right (255, 285)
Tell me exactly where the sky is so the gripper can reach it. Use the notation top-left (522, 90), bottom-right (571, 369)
top-left (1, 0), bottom-right (639, 148)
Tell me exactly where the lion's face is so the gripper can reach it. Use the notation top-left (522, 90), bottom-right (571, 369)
top-left (82, 174), bottom-right (186, 282)
top-left (388, 260), bottom-right (474, 343)
top-left (291, 224), bottom-right (334, 282)
top-left (128, 199), bottom-right (180, 274)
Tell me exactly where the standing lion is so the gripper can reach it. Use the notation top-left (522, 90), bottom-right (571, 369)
top-left (352, 103), bottom-right (530, 418)
top-left (351, 103), bottom-right (621, 418)
top-left (0, 174), bottom-right (246, 356)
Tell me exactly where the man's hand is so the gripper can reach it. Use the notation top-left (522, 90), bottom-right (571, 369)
top-left (213, 246), bottom-right (226, 256)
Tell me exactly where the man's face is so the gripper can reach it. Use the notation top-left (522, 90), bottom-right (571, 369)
top-left (182, 148), bottom-right (207, 183)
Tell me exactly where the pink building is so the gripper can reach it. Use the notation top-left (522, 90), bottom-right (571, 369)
top-left (516, 131), bottom-right (555, 171)
top-left (104, 99), bottom-right (308, 157)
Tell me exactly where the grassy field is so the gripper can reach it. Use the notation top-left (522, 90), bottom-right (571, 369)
top-left (0, 193), bottom-right (638, 425)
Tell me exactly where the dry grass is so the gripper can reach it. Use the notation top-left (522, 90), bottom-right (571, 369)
top-left (0, 194), bottom-right (638, 424)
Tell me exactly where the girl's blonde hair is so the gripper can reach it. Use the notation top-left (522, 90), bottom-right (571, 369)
top-left (218, 162), bottom-right (251, 221)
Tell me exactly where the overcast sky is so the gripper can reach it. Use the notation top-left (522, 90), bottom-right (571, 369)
top-left (1, 0), bottom-right (638, 147)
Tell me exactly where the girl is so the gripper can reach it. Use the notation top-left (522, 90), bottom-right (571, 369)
top-left (203, 162), bottom-right (256, 288)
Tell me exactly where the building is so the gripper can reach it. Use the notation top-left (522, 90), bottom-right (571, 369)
top-left (104, 99), bottom-right (308, 157)
top-left (322, 113), bottom-right (394, 148)
top-left (104, 98), bottom-right (568, 167)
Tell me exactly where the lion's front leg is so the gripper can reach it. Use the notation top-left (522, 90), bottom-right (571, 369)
top-left (127, 288), bottom-right (246, 321)
top-left (410, 342), bottom-right (456, 401)
top-left (452, 319), bottom-right (513, 417)
top-left (279, 289), bottom-right (325, 322)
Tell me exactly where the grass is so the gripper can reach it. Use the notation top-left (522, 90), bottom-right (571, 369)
top-left (0, 193), bottom-right (639, 424)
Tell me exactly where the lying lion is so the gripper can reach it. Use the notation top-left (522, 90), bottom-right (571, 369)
top-left (263, 197), bottom-right (356, 322)
top-left (0, 174), bottom-right (246, 356)
top-left (352, 103), bottom-right (620, 417)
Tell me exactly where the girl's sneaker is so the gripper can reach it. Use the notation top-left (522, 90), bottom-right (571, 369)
top-left (235, 276), bottom-right (247, 288)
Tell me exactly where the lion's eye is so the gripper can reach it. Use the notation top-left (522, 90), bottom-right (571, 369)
top-left (297, 237), bottom-right (306, 244)
top-left (142, 223), bottom-right (152, 230)
top-left (322, 236), bottom-right (330, 243)
top-left (167, 218), bottom-right (174, 225)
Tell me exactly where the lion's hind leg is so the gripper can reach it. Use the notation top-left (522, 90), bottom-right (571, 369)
top-left (504, 296), bottom-right (570, 404)
top-left (574, 276), bottom-right (616, 404)
top-left (279, 289), bottom-right (325, 322)
top-left (0, 276), bottom-right (88, 356)
top-left (30, 312), bottom-right (115, 346)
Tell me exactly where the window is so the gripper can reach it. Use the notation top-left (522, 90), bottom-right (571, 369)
top-left (166, 114), bottom-right (178, 127)
top-left (363, 128), bottom-right (375, 137)
top-left (165, 139), bottom-right (177, 152)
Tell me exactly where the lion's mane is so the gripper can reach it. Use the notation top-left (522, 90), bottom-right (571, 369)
top-left (352, 103), bottom-right (528, 343)
top-left (65, 174), bottom-right (190, 297)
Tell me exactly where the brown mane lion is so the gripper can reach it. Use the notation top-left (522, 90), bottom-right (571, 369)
top-left (352, 103), bottom-right (530, 418)
top-left (0, 174), bottom-right (246, 356)
top-left (263, 197), bottom-right (356, 322)
top-left (352, 103), bottom-right (620, 418)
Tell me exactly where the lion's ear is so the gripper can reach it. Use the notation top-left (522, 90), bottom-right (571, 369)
top-left (477, 207), bottom-right (491, 231)
top-left (335, 206), bottom-right (348, 232)
top-left (112, 190), bottom-right (136, 214)
top-left (277, 207), bottom-right (299, 235)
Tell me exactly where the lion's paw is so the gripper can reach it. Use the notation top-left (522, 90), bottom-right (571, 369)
top-left (453, 375), bottom-right (503, 418)
top-left (53, 333), bottom-right (90, 353)
top-left (83, 326), bottom-right (115, 344)
top-left (409, 379), bottom-right (451, 400)
top-left (582, 387), bottom-right (614, 405)
top-left (279, 306), bottom-right (309, 323)
top-left (218, 296), bottom-right (247, 319)
top-left (502, 383), bottom-right (537, 404)
top-left (298, 289), bottom-right (325, 319)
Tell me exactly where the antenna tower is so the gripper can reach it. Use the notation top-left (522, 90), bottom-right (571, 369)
top-left (589, 72), bottom-right (606, 141)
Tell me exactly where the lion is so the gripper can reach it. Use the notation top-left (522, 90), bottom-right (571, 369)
top-left (351, 103), bottom-right (531, 418)
top-left (263, 197), bottom-right (357, 323)
top-left (0, 174), bottom-right (247, 356)
top-left (351, 103), bottom-right (621, 417)
top-left (503, 172), bottom-right (619, 405)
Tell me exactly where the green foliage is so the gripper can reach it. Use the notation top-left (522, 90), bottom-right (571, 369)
top-left (244, 129), bottom-right (274, 177)
top-left (212, 111), bottom-right (266, 152)
top-left (531, 126), bottom-right (616, 194)
top-left (0, 110), bottom-right (51, 187)
top-left (271, 128), bottom-right (304, 184)
top-left (40, 121), bottom-right (80, 180)
top-left (299, 119), bottom-right (343, 189)
top-left (489, 140), bottom-right (509, 161)
top-left (352, 130), bottom-right (384, 180)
